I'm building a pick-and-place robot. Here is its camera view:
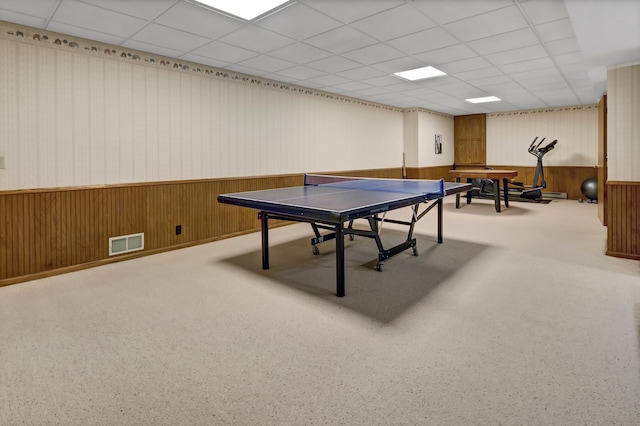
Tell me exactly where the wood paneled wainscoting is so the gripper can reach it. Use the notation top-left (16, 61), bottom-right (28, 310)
top-left (0, 169), bottom-right (402, 287)
top-left (606, 181), bottom-right (640, 260)
top-left (410, 165), bottom-right (597, 200)
top-left (480, 165), bottom-right (597, 200)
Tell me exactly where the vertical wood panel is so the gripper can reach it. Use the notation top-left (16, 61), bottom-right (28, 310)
top-left (607, 181), bottom-right (640, 260)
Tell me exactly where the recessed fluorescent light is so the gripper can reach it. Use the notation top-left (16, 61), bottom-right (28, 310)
top-left (466, 96), bottom-right (501, 103)
top-left (193, 0), bottom-right (290, 21)
top-left (394, 66), bottom-right (446, 81)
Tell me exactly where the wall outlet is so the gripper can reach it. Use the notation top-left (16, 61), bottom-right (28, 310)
top-left (176, 225), bottom-right (182, 235)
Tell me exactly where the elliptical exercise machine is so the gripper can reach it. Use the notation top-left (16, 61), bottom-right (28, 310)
top-left (509, 137), bottom-right (557, 200)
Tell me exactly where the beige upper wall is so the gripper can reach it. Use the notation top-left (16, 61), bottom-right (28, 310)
top-left (403, 110), bottom-right (454, 168)
top-left (607, 64), bottom-right (640, 181)
top-left (0, 33), bottom-right (405, 190)
top-left (486, 106), bottom-right (598, 167)
top-left (0, 23), bottom-right (609, 191)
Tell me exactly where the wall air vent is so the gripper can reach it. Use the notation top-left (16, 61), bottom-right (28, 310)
top-left (109, 233), bottom-right (144, 256)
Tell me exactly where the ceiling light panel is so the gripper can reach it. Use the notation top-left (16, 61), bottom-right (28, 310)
top-left (193, 0), bottom-right (290, 21)
top-left (394, 66), bottom-right (446, 81)
top-left (466, 96), bottom-right (501, 103)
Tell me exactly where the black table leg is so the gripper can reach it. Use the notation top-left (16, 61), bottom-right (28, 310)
top-left (502, 178), bottom-right (510, 208)
top-left (335, 224), bottom-right (345, 297)
top-left (261, 212), bottom-right (270, 269)
top-left (466, 178), bottom-right (472, 204)
top-left (437, 198), bottom-right (443, 244)
top-left (455, 177), bottom-right (461, 208)
top-left (494, 179), bottom-right (501, 212)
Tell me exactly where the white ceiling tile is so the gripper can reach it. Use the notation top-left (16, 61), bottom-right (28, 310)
top-left (455, 67), bottom-right (504, 81)
top-left (47, 21), bottom-right (127, 45)
top-left (467, 74), bottom-right (514, 88)
top-left (256, 2), bottom-right (342, 40)
top-left (0, 10), bottom-right (47, 28)
top-left (80, 0), bottom-right (177, 20)
top-left (467, 28), bottom-right (538, 55)
top-left (553, 51), bottom-right (584, 66)
top-left (351, 4), bottom-right (436, 41)
top-left (305, 26), bottom-right (377, 54)
top-left (154, 2), bottom-right (244, 39)
top-left (412, 0), bottom-right (513, 25)
top-left (499, 57), bottom-right (555, 74)
top-left (371, 57), bottom-right (427, 74)
top-left (179, 53), bottom-right (231, 69)
top-left (301, 0), bottom-right (404, 24)
top-left (191, 41), bottom-right (258, 63)
top-left (219, 25), bottom-right (294, 52)
top-left (273, 65), bottom-right (326, 80)
top-left (306, 56), bottom-right (361, 73)
top-left (509, 66), bottom-right (563, 82)
top-left (386, 27), bottom-right (458, 55)
top-left (52, 0), bottom-right (147, 37)
top-left (414, 44), bottom-right (478, 66)
top-left (535, 19), bottom-right (576, 43)
top-left (237, 55), bottom-right (296, 73)
top-left (336, 66), bottom-right (387, 80)
top-left (262, 73), bottom-right (305, 84)
top-left (121, 39), bottom-right (183, 58)
top-left (520, 0), bottom-right (569, 25)
top-left (485, 44), bottom-right (548, 66)
top-left (306, 74), bottom-right (351, 86)
top-left (225, 63), bottom-right (267, 77)
top-left (331, 81), bottom-right (373, 92)
top-left (341, 44), bottom-right (404, 65)
top-left (444, 5), bottom-right (528, 42)
top-left (438, 57), bottom-right (493, 74)
top-left (347, 86), bottom-right (392, 97)
top-left (268, 42), bottom-right (332, 63)
top-left (131, 23), bottom-right (211, 52)
top-left (545, 37), bottom-right (580, 56)
top-left (362, 75), bottom-right (409, 87)
top-left (0, 0), bottom-right (58, 18)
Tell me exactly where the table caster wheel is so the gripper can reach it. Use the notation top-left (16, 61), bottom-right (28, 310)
top-left (412, 246), bottom-right (418, 256)
top-left (375, 262), bottom-right (383, 272)
top-left (312, 246), bottom-right (319, 255)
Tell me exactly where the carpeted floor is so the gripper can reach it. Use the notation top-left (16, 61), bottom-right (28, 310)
top-left (1, 197), bottom-right (639, 425)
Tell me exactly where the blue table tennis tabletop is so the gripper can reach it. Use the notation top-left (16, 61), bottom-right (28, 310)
top-left (217, 174), bottom-right (471, 297)
top-left (218, 174), bottom-right (464, 224)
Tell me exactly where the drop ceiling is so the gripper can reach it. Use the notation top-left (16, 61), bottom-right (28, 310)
top-left (1, 0), bottom-right (638, 115)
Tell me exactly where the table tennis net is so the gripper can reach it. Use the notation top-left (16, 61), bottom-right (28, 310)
top-left (304, 174), bottom-right (444, 199)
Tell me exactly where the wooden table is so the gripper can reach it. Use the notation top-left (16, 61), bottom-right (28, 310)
top-left (448, 169), bottom-right (518, 212)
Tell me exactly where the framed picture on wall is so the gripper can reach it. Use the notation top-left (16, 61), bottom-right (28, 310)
top-left (435, 134), bottom-right (442, 154)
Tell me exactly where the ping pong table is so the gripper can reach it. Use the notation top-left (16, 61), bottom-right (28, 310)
top-left (217, 174), bottom-right (471, 297)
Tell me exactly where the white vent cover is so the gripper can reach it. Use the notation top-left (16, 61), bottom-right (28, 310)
top-left (109, 233), bottom-right (144, 256)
